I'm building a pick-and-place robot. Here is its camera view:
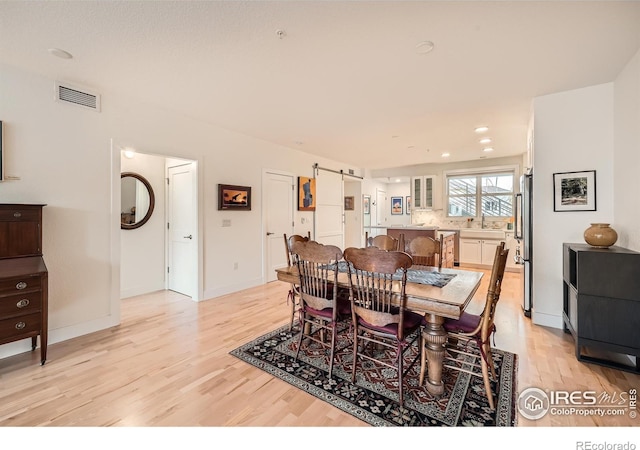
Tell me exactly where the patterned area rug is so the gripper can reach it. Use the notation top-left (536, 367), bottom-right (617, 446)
top-left (230, 324), bottom-right (518, 426)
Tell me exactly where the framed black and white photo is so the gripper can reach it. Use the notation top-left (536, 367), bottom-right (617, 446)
top-left (553, 170), bottom-right (596, 212)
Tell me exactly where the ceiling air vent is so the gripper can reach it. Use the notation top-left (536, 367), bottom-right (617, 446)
top-left (54, 82), bottom-right (101, 112)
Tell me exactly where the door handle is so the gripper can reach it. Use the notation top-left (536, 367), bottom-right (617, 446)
top-left (266, 232), bottom-right (275, 236)
top-left (183, 234), bottom-right (193, 239)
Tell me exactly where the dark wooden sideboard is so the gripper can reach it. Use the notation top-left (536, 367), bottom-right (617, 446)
top-left (562, 243), bottom-right (640, 373)
top-left (0, 204), bottom-right (48, 365)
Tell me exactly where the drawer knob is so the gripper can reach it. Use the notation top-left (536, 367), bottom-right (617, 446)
top-left (13, 212), bottom-right (22, 218)
top-left (16, 299), bottom-right (30, 308)
top-left (16, 281), bottom-right (28, 290)
top-left (15, 321), bottom-right (26, 330)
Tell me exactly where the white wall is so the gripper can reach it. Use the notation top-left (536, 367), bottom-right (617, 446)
top-left (613, 48), bottom-right (640, 252)
top-left (532, 83), bottom-right (615, 328)
top-left (120, 153), bottom-right (166, 298)
top-left (386, 182), bottom-right (411, 227)
top-left (0, 63), bottom-right (359, 359)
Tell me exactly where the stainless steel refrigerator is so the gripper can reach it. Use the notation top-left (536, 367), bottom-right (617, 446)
top-left (514, 169), bottom-right (532, 317)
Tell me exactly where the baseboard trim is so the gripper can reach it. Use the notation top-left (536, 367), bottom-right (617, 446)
top-left (532, 311), bottom-right (563, 329)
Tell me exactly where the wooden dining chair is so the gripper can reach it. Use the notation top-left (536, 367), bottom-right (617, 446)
top-left (343, 246), bottom-right (422, 406)
top-left (284, 232), bottom-right (311, 330)
top-left (292, 240), bottom-right (350, 378)
top-left (366, 234), bottom-right (399, 251)
top-left (408, 236), bottom-right (442, 270)
top-left (420, 241), bottom-right (509, 410)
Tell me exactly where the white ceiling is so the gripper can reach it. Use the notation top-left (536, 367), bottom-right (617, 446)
top-left (1, 1), bottom-right (639, 171)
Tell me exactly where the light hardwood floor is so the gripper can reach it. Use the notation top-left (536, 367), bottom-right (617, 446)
top-left (0, 268), bottom-right (638, 427)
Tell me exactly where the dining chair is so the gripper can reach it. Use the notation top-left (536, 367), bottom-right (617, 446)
top-left (292, 240), bottom-right (349, 378)
top-left (343, 246), bottom-right (422, 406)
top-left (366, 234), bottom-right (400, 251)
top-left (420, 241), bottom-right (509, 410)
top-left (284, 232), bottom-right (311, 330)
top-left (408, 236), bottom-right (442, 270)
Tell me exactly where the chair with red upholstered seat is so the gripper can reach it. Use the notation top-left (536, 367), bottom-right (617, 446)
top-left (366, 234), bottom-right (400, 251)
top-left (407, 236), bottom-right (442, 270)
top-left (421, 241), bottom-right (508, 410)
top-left (344, 246), bottom-right (422, 406)
top-left (292, 239), bottom-right (349, 379)
top-left (283, 232), bottom-right (311, 330)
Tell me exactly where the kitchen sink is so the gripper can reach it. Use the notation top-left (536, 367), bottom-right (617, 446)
top-left (459, 229), bottom-right (505, 239)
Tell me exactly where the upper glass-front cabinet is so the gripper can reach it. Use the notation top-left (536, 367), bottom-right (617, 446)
top-left (411, 175), bottom-right (439, 210)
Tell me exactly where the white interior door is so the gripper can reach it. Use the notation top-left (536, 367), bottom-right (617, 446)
top-left (375, 189), bottom-right (387, 235)
top-left (315, 170), bottom-right (344, 248)
top-left (168, 163), bottom-right (196, 297)
top-left (264, 171), bottom-right (294, 282)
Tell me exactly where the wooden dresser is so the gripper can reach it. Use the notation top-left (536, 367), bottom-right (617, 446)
top-left (0, 204), bottom-right (48, 365)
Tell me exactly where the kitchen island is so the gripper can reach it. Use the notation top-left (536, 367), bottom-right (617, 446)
top-left (386, 227), bottom-right (456, 268)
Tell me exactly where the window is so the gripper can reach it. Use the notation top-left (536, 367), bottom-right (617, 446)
top-left (446, 170), bottom-right (514, 218)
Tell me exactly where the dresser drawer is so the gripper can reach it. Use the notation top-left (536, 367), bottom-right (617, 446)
top-left (0, 312), bottom-right (41, 341)
top-left (0, 291), bottom-right (42, 317)
top-left (0, 276), bottom-right (42, 295)
top-left (0, 208), bottom-right (41, 222)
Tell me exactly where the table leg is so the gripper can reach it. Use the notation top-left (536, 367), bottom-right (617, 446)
top-left (422, 313), bottom-right (447, 396)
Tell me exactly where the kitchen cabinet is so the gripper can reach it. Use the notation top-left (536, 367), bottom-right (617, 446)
top-left (410, 175), bottom-right (440, 210)
top-left (460, 237), bottom-right (505, 267)
top-left (440, 233), bottom-right (455, 269)
top-left (562, 243), bottom-right (640, 372)
top-left (459, 238), bottom-right (482, 265)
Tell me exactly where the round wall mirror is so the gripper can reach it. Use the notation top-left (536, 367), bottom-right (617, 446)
top-left (121, 172), bottom-right (155, 230)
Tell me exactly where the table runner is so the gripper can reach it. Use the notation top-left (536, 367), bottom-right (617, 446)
top-left (324, 261), bottom-right (455, 288)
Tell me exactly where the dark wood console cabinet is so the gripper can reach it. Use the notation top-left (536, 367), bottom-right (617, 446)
top-left (562, 243), bottom-right (640, 373)
top-left (0, 204), bottom-right (48, 365)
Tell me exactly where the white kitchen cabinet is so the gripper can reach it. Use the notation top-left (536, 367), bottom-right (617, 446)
top-left (459, 238), bottom-right (482, 264)
top-left (481, 239), bottom-right (501, 266)
top-left (460, 237), bottom-right (506, 267)
top-left (411, 175), bottom-right (440, 210)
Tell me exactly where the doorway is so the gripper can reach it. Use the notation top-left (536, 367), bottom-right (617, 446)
top-left (263, 170), bottom-right (294, 282)
top-left (167, 161), bottom-right (197, 297)
top-left (116, 148), bottom-right (200, 303)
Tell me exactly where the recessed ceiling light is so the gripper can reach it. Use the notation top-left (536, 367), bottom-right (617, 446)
top-left (474, 126), bottom-right (489, 133)
top-left (123, 150), bottom-right (135, 159)
top-left (415, 41), bottom-right (435, 55)
top-left (48, 48), bottom-right (73, 59)
top-left (441, 152), bottom-right (450, 158)
top-left (483, 147), bottom-right (494, 152)
top-left (395, 179), bottom-right (402, 183)
top-left (479, 137), bottom-right (492, 144)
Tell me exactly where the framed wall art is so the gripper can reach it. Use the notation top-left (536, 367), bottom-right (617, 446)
top-left (298, 176), bottom-right (316, 211)
top-left (218, 184), bottom-right (252, 210)
top-left (344, 196), bottom-right (354, 211)
top-left (553, 170), bottom-right (596, 212)
top-left (363, 195), bottom-right (371, 215)
top-left (391, 196), bottom-right (403, 215)
top-left (406, 196), bottom-right (411, 214)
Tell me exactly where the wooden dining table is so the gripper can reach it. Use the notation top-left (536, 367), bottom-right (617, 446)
top-left (275, 264), bottom-right (484, 396)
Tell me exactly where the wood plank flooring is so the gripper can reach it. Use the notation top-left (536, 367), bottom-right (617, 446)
top-left (0, 268), bottom-right (638, 427)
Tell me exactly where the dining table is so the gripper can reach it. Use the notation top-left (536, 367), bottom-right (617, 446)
top-left (275, 263), bottom-right (484, 396)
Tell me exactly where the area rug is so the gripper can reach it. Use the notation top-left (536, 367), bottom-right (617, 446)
top-left (230, 324), bottom-right (518, 426)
